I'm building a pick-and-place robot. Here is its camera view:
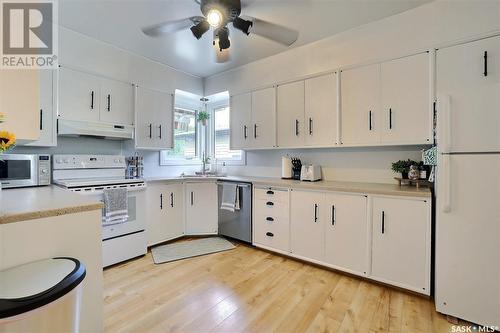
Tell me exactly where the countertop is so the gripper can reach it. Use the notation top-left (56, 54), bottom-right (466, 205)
top-left (0, 186), bottom-right (103, 224)
top-left (145, 175), bottom-right (431, 198)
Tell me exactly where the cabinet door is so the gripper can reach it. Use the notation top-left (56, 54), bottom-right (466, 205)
top-left (230, 93), bottom-right (252, 149)
top-left (99, 78), bottom-right (134, 125)
top-left (305, 73), bottom-right (337, 146)
top-left (0, 70), bottom-right (40, 141)
top-left (251, 87), bottom-right (276, 148)
top-left (372, 197), bottom-right (430, 293)
top-left (290, 190), bottom-right (325, 262)
top-left (381, 53), bottom-right (431, 144)
top-left (437, 35), bottom-right (500, 152)
top-left (185, 183), bottom-right (218, 235)
top-left (25, 70), bottom-right (56, 147)
top-left (59, 67), bottom-right (100, 122)
top-left (156, 91), bottom-right (174, 150)
top-left (277, 81), bottom-right (305, 148)
top-left (146, 183), bottom-right (168, 246)
top-left (340, 64), bottom-right (380, 145)
top-left (324, 193), bottom-right (367, 275)
top-left (135, 87), bottom-right (155, 148)
top-left (164, 183), bottom-right (185, 240)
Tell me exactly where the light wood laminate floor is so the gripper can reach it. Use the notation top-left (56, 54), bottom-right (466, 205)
top-left (104, 241), bottom-right (455, 333)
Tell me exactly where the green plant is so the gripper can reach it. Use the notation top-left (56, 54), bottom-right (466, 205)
top-left (197, 111), bottom-right (210, 123)
top-left (391, 159), bottom-right (419, 174)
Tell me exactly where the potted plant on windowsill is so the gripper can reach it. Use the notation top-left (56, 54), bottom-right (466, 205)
top-left (197, 111), bottom-right (210, 126)
top-left (391, 159), bottom-right (418, 179)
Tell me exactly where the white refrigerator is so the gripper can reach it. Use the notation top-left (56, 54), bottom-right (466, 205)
top-left (435, 36), bottom-right (500, 328)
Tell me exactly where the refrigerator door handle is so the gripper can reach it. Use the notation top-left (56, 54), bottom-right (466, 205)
top-left (437, 94), bottom-right (452, 154)
top-left (442, 154), bottom-right (451, 213)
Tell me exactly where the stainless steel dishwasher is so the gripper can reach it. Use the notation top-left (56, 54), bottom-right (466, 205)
top-left (217, 181), bottom-right (252, 243)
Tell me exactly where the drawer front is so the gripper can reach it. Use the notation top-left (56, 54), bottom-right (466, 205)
top-left (254, 198), bottom-right (288, 217)
top-left (253, 213), bottom-right (289, 252)
top-left (254, 187), bottom-right (289, 203)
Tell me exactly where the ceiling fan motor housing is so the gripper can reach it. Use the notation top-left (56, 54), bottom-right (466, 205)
top-left (200, 0), bottom-right (241, 23)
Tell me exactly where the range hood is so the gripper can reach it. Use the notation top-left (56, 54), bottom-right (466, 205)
top-left (58, 119), bottom-right (134, 140)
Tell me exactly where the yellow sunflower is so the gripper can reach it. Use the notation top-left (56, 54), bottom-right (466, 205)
top-left (0, 131), bottom-right (16, 152)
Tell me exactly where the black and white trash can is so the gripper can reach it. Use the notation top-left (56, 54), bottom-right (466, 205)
top-left (0, 258), bottom-right (86, 333)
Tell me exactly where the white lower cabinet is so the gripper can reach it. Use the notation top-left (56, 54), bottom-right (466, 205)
top-left (185, 182), bottom-right (218, 235)
top-left (290, 190), bottom-right (325, 262)
top-left (324, 193), bottom-right (368, 275)
top-left (146, 183), bottom-right (184, 246)
top-left (371, 196), bottom-right (431, 294)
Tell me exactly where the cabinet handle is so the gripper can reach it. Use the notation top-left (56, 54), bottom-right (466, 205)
top-left (39, 109), bottom-right (43, 130)
top-left (295, 119), bottom-right (299, 136)
top-left (266, 232), bottom-right (274, 237)
top-left (389, 108), bottom-right (392, 129)
top-left (266, 217), bottom-right (274, 222)
top-left (90, 91), bottom-right (94, 110)
top-left (244, 125), bottom-right (248, 139)
top-left (266, 190), bottom-right (274, 195)
top-left (170, 192), bottom-right (174, 207)
top-left (381, 211), bottom-right (385, 234)
top-left (484, 51), bottom-right (488, 77)
top-left (107, 94), bottom-right (111, 111)
top-left (309, 117), bottom-right (313, 135)
top-left (160, 193), bottom-right (163, 210)
top-left (314, 204), bottom-right (318, 223)
top-left (266, 201), bottom-right (274, 206)
top-left (369, 110), bottom-right (372, 131)
top-left (331, 205), bottom-right (336, 225)
top-left (159, 125), bottom-right (162, 139)
top-left (191, 191), bottom-right (194, 206)
top-left (254, 124), bottom-right (257, 138)
top-left (149, 124), bottom-right (152, 139)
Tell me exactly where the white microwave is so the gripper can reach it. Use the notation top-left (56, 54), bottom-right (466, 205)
top-left (0, 154), bottom-right (51, 188)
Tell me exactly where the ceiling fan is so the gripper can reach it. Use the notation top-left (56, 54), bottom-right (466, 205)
top-left (141, 0), bottom-right (299, 63)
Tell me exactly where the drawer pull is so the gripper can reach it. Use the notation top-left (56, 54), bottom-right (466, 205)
top-left (266, 201), bottom-right (274, 206)
top-left (266, 190), bottom-right (274, 195)
top-left (266, 232), bottom-right (274, 237)
top-left (266, 217), bottom-right (274, 222)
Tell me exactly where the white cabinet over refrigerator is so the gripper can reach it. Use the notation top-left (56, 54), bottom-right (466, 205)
top-left (435, 34), bottom-right (500, 329)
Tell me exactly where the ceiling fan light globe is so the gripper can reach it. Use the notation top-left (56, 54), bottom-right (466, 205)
top-left (207, 9), bottom-right (223, 28)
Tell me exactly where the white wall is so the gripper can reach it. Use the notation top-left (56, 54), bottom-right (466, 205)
top-left (203, 0), bottom-right (500, 184)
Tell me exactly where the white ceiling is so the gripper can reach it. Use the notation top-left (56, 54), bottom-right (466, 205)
top-left (59, 0), bottom-right (430, 78)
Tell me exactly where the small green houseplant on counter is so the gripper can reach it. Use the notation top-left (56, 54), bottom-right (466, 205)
top-left (391, 159), bottom-right (419, 179)
top-left (197, 111), bottom-right (210, 126)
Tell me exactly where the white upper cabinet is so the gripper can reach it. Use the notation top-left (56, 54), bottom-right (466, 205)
top-left (59, 67), bottom-right (100, 122)
top-left (290, 190), bottom-right (325, 262)
top-left (277, 80), bottom-right (305, 148)
top-left (381, 53), bottom-right (430, 144)
top-left (304, 73), bottom-right (338, 146)
top-left (99, 77), bottom-right (134, 126)
top-left (59, 67), bottom-right (134, 126)
top-left (341, 63), bottom-right (381, 145)
top-left (324, 193), bottom-right (368, 276)
top-left (0, 70), bottom-right (41, 142)
top-left (230, 92), bottom-right (251, 149)
top-left (251, 87), bottom-right (276, 148)
top-left (437, 35), bottom-right (500, 153)
top-left (230, 87), bottom-right (276, 150)
top-left (135, 86), bottom-right (173, 150)
top-left (25, 70), bottom-right (56, 147)
top-left (371, 196), bottom-right (431, 294)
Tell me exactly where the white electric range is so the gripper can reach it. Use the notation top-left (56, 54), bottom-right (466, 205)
top-left (53, 154), bottom-right (147, 267)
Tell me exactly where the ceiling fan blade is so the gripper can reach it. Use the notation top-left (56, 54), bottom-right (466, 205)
top-left (245, 16), bottom-right (298, 46)
top-left (142, 16), bottom-right (203, 37)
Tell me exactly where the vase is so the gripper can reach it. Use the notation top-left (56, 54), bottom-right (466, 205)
top-left (408, 165), bottom-right (420, 181)
top-left (401, 171), bottom-right (409, 179)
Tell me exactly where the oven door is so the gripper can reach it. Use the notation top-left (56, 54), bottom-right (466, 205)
top-left (0, 155), bottom-right (38, 188)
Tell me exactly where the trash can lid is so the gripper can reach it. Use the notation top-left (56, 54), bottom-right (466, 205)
top-left (0, 257), bottom-right (86, 319)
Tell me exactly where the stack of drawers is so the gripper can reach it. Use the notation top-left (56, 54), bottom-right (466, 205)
top-left (253, 187), bottom-right (290, 252)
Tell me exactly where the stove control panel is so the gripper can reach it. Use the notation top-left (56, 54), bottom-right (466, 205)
top-left (53, 155), bottom-right (126, 169)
